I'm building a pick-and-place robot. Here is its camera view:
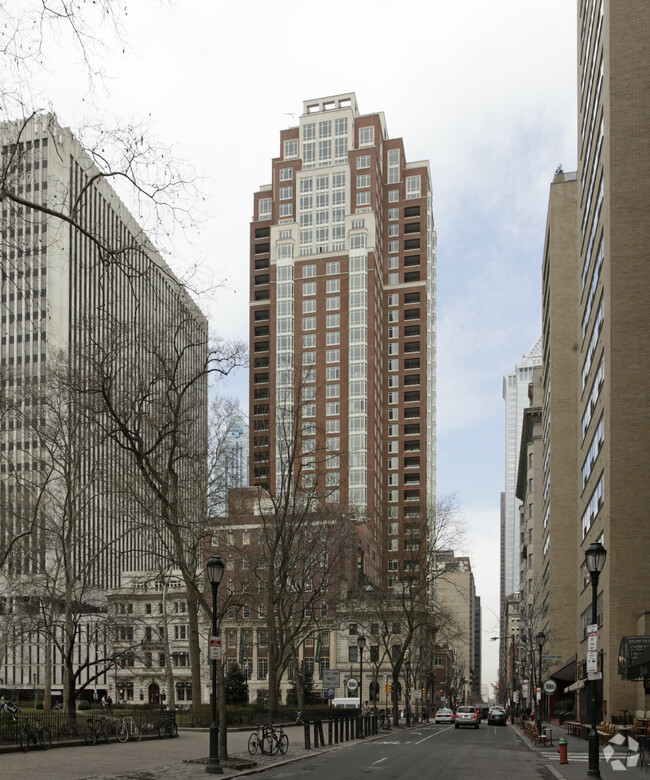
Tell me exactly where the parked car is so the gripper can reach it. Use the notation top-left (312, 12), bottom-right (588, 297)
top-left (434, 707), bottom-right (454, 723)
top-left (488, 706), bottom-right (507, 726)
top-left (455, 705), bottom-right (480, 729)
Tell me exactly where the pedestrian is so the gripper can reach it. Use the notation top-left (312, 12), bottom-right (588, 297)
top-left (106, 695), bottom-right (113, 713)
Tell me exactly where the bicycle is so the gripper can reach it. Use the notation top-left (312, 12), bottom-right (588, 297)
top-left (85, 715), bottom-right (111, 745)
top-left (115, 714), bottom-right (141, 743)
top-left (19, 717), bottom-right (52, 752)
top-left (248, 722), bottom-right (288, 756)
top-left (157, 709), bottom-right (178, 739)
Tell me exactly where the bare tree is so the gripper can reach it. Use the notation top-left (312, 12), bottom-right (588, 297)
top-left (347, 495), bottom-right (466, 724)
top-left (78, 313), bottom-right (245, 708)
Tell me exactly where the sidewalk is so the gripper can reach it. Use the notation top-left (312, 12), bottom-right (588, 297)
top-left (511, 721), bottom-right (647, 779)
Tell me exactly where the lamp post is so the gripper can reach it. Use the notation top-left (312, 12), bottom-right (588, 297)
top-left (585, 541), bottom-right (607, 778)
top-left (536, 631), bottom-right (546, 734)
top-left (357, 635), bottom-right (366, 736)
top-left (206, 554), bottom-right (225, 775)
top-left (404, 660), bottom-right (411, 726)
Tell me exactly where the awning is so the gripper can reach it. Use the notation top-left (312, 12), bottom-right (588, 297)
top-left (564, 679), bottom-right (586, 693)
top-left (618, 635), bottom-right (650, 680)
top-left (551, 658), bottom-right (576, 683)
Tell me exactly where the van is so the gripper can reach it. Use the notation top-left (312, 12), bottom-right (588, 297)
top-left (332, 698), bottom-right (360, 709)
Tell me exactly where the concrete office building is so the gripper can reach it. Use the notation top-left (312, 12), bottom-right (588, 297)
top-left (537, 172), bottom-right (581, 693)
top-left (0, 114), bottom-right (207, 701)
top-left (533, 1), bottom-right (650, 720)
top-left (248, 93), bottom-right (436, 587)
top-left (571, 0), bottom-right (650, 717)
top-left (500, 338), bottom-right (542, 674)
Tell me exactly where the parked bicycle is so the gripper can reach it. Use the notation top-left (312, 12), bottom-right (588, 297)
top-left (247, 722), bottom-right (288, 756)
top-left (115, 715), bottom-right (141, 743)
top-left (19, 717), bottom-right (52, 752)
top-left (85, 715), bottom-right (111, 745)
top-left (295, 709), bottom-right (303, 725)
top-left (157, 709), bottom-right (178, 739)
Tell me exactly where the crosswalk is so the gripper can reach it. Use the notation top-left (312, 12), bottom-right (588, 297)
top-left (541, 751), bottom-right (589, 762)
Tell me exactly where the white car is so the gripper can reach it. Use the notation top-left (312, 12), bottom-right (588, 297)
top-left (434, 707), bottom-right (454, 723)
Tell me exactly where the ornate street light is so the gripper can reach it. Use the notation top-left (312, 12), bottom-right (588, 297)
top-left (206, 555), bottom-right (225, 775)
top-left (535, 631), bottom-right (546, 734)
top-left (585, 541), bottom-right (607, 778)
top-left (357, 635), bottom-right (366, 736)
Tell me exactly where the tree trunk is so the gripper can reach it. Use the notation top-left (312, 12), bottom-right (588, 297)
top-left (295, 650), bottom-right (304, 711)
top-left (187, 586), bottom-right (203, 709)
top-left (268, 642), bottom-right (280, 718)
top-left (43, 632), bottom-right (53, 712)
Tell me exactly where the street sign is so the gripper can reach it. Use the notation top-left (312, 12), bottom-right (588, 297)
top-left (322, 670), bottom-right (341, 688)
top-left (209, 636), bottom-right (222, 661)
top-left (543, 655), bottom-right (563, 659)
top-left (347, 677), bottom-right (358, 692)
top-left (587, 651), bottom-right (598, 674)
top-left (544, 679), bottom-right (557, 694)
top-left (327, 688), bottom-right (335, 699)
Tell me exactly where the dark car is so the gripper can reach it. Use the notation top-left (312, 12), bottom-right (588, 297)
top-left (487, 706), bottom-right (507, 726)
top-left (480, 706), bottom-right (490, 720)
top-left (455, 705), bottom-right (480, 729)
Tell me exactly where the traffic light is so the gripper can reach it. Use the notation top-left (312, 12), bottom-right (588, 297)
top-left (386, 683), bottom-right (392, 694)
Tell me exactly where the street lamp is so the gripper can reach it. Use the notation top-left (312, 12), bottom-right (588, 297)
top-left (357, 635), bottom-right (366, 736)
top-left (206, 554), bottom-right (225, 775)
top-left (585, 541), bottom-right (607, 778)
top-left (535, 631), bottom-right (546, 734)
top-left (404, 660), bottom-right (411, 726)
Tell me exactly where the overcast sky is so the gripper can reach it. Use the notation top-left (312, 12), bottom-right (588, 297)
top-left (23, 0), bottom-right (578, 692)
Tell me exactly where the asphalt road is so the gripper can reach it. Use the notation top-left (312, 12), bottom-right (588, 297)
top-left (255, 721), bottom-right (556, 780)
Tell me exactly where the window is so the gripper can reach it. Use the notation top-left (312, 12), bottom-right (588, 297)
top-left (356, 174), bottom-right (370, 188)
top-left (302, 333), bottom-right (316, 349)
top-left (280, 167), bottom-right (293, 181)
top-left (326, 402), bottom-right (340, 416)
top-left (302, 352), bottom-right (316, 365)
top-left (303, 299), bottom-right (316, 313)
top-left (279, 185), bottom-right (293, 200)
top-left (326, 330), bottom-right (340, 345)
top-left (303, 316), bottom-right (316, 330)
top-left (326, 367), bottom-right (340, 381)
top-left (279, 203), bottom-right (293, 217)
top-left (326, 314), bottom-right (340, 328)
top-left (258, 659), bottom-right (268, 679)
top-left (406, 175), bottom-right (421, 199)
top-left (326, 349), bottom-right (340, 363)
top-left (326, 383), bottom-right (340, 398)
top-left (258, 198), bottom-right (272, 220)
top-left (388, 149), bottom-right (400, 183)
top-left (326, 261), bottom-right (340, 275)
top-left (303, 264), bottom-right (316, 277)
top-left (359, 126), bottom-right (375, 147)
top-left (326, 279), bottom-right (340, 293)
top-left (284, 139), bottom-right (298, 159)
top-left (302, 281), bottom-right (316, 296)
top-left (356, 191), bottom-right (370, 206)
top-left (326, 296), bottom-right (340, 311)
top-left (357, 154), bottom-right (371, 169)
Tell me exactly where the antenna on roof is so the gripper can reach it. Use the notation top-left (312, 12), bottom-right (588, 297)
top-left (285, 113), bottom-right (297, 126)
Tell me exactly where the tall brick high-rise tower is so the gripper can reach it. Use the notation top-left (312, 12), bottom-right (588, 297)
top-left (248, 94), bottom-right (436, 587)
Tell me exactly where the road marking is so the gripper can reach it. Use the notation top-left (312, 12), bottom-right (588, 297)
top-left (414, 725), bottom-right (454, 744)
top-left (372, 757), bottom-right (388, 765)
